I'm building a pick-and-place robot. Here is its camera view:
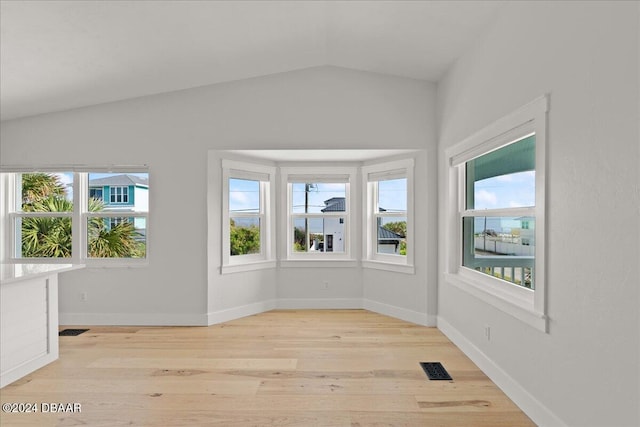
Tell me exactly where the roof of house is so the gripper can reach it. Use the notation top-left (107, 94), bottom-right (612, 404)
top-left (321, 197), bottom-right (345, 212)
top-left (89, 174), bottom-right (149, 188)
top-left (378, 226), bottom-right (405, 240)
top-left (320, 197), bottom-right (404, 240)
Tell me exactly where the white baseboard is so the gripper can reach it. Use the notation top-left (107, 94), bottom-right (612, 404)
top-left (276, 298), bottom-right (363, 310)
top-left (207, 300), bottom-right (277, 325)
top-left (59, 312), bottom-right (209, 326)
top-left (363, 299), bottom-right (433, 326)
top-left (437, 316), bottom-right (566, 427)
top-left (1, 352), bottom-right (58, 388)
top-left (60, 299), bottom-right (433, 327)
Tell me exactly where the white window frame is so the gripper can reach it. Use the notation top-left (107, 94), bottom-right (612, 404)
top-left (445, 95), bottom-right (549, 332)
top-left (0, 166), bottom-right (149, 267)
top-left (362, 158), bottom-right (414, 274)
top-left (280, 166), bottom-right (358, 267)
top-left (221, 159), bottom-right (276, 274)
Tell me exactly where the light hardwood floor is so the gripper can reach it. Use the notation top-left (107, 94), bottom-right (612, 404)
top-left (0, 310), bottom-right (536, 426)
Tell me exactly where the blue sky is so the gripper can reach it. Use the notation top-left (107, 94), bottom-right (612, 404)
top-left (471, 170), bottom-right (535, 234)
top-left (229, 179), bottom-right (410, 215)
top-left (229, 178), bottom-right (260, 213)
top-left (291, 183), bottom-right (346, 213)
top-left (473, 171), bottom-right (535, 210)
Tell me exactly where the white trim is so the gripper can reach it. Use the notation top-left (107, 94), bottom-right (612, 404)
top-left (447, 95), bottom-right (548, 166)
top-left (207, 300), bottom-right (277, 325)
top-left (221, 159), bottom-right (276, 270)
top-left (280, 166), bottom-right (358, 263)
top-left (445, 273), bottom-right (546, 332)
top-left (276, 298), bottom-right (362, 310)
top-left (221, 260), bottom-right (277, 274)
top-left (361, 260), bottom-right (414, 274)
top-left (444, 95), bottom-right (549, 332)
top-left (59, 312), bottom-right (209, 326)
top-left (0, 164), bottom-right (149, 173)
top-left (363, 298), bottom-right (432, 326)
top-left (361, 157), bottom-right (414, 268)
top-left (437, 316), bottom-right (567, 427)
top-left (2, 168), bottom-right (150, 265)
top-left (279, 260), bottom-right (358, 268)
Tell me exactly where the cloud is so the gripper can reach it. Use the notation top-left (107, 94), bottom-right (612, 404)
top-left (229, 191), bottom-right (258, 212)
top-left (475, 189), bottom-right (497, 207)
top-left (495, 174), bottom-right (513, 182)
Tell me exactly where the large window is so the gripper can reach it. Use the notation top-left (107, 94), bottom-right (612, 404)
top-left (281, 167), bottom-right (357, 264)
top-left (2, 168), bottom-right (149, 264)
top-left (362, 158), bottom-right (414, 273)
top-left (445, 95), bottom-right (548, 331)
top-left (221, 159), bottom-right (276, 273)
top-left (463, 135), bottom-right (536, 288)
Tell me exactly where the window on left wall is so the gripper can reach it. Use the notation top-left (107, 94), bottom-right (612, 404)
top-left (2, 168), bottom-right (149, 264)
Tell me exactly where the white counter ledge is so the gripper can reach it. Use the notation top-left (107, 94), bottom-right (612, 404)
top-left (1, 263), bottom-right (84, 388)
top-left (1, 263), bottom-right (84, 285)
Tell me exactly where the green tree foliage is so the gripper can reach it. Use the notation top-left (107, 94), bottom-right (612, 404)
top-left (382, 221), bottom-right (406, 237)
top-left (230, 219), bottom-right (260, 255)
top-left (20, 173), bottom-right (143, 258)
top-left (21, 173), bottom-right (66, 208)
top-left (293, 226), bottom-right (306, 252)
top-left (382, 220), bottom-right (407, 256)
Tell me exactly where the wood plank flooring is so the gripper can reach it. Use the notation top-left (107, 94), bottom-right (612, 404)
top-left (0, 310), bottom-right (536, 426)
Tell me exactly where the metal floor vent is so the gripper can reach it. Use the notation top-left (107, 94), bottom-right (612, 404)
top-left (59, 329), bottom-right (89, 336)
top-left (420, 362), bottom-right (453, 381)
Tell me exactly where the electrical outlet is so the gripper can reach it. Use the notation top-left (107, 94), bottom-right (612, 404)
top-left (323, 281), bottom-right (329, 289)
top-left (484, 325), bottom-right (491, 341)
top-left (80, 292), bottom-right (87, 302)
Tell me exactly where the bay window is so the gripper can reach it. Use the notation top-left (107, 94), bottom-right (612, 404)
top-left (362, 158), bottom-right (414, 273)
top-left (221, 159), bottom-right (276, 273)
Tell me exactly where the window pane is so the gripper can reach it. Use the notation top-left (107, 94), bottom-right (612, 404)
top-left (88, 172), bottom-right (149, 212)
top-left (377, 178), bottom-right (407, 213)
top-left (20, 172), bottom-right (73, 212)
top-left (19, 216), bottom-right (72, 258)
top-left (466, 135), bottom-right (535, 210)
top-left (463, 216), bottom-right (535, 289)
top-left (87, 217), bottom-right (146, 258)
top-left (230, 217), bottom-right (261, 256)
top-left (229, 178), bottom-right (260, 214)
top-left (292, 183), bottom-right (346, 214)
top-left (292, 217), bottom-right (345, 253)
top-left (377, 216), bottom-right (407, 256)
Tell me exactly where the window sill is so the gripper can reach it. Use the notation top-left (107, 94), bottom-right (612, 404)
top-left (279, 259), bottom-right (358, 268)
top-left (221, 260), bottom-right (277, 274)
top-left (9, 258), bottom-right (149, 269)
top-left (362, 260), bottom-right (414, 275)
top-left (445, 271), bottom-right (548, 333)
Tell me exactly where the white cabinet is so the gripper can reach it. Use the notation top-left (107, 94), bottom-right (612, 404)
top-left (0, 264), bottom-right (81, 388)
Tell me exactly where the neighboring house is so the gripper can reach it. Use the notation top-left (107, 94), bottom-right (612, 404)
top-left (376, 226), bottom-right (405, 254)
top-left (318, 197), bottom-right (345, 252)
top-left (473, 217), bottom-right (534, 257)
top-left (88, 174), bottom-right (149, 231)
top-left (320, 197), bottom-right (405, 254)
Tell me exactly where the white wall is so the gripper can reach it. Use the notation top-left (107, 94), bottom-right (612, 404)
top-left (437, 2), bottom-right (639, 427)
top-left (1, 66), bottom-right (437, 326)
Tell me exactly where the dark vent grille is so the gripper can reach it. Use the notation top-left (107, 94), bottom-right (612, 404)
top-left (420, 362), bottom-right (452, 380)
top-left (59, 329), bottom-right (89, 336)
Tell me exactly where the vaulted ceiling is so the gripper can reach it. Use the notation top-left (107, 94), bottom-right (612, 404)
top-left (0, 1), bottom-right (502, 121)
